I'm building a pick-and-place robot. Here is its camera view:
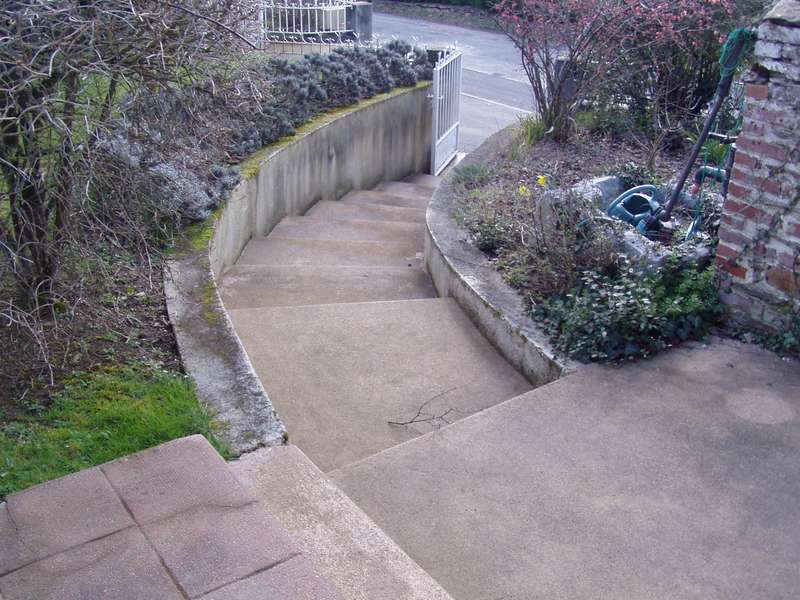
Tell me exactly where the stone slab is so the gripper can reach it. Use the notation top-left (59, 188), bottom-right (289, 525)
top-left (230, 445), bottom-right (454, 600)
top-left (270, 216), bottom-right (424, 245)
top-left (228, 298), bottom-right (531, 471)
top-left (198, 555), bottom-right (341, 600)
top-left (236, 237), bottom-right (422, 268)
top-left (374, 181), bottom-right (434, 200)
top-left (331, 338), bottom-right (800, 600)
top-left (306, 200), bottom-right (426, 223)
top-left (0, 527), bottom-right (182, 600)
top-left (0, 469), bottom-right (132, 575)
top-left (342, 190), bottom-right (432, 210)
top-left (143, 501), bottom-right (298, 598)
top-left (220, 265), bottom-right (436, 308)
top-left (101, 435), bottom-right (252, 525)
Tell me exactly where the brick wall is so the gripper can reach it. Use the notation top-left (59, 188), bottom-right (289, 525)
top-left (716, 0), bottom-right (800, 331)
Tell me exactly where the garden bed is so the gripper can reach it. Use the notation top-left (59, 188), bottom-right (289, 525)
top-left (452, 121), bottom-right (724, 362)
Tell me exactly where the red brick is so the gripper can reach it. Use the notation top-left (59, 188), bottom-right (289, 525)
top-left (778, 252), bottom-right (799, 269)
top-left (718, 227), bottom-right (751, 248)
top-left (733, 151), bottom-right (758, 169)
top-left (727, 181), bottom-right (751, 201)
top-left (716, 243), bottom-right (741, 261)
top-left (721, 213), bottom-right (746, 229)
top-left (730, 167), bottom-right (783, 196)
top-left (745, 83), bottom-right (769, 100)
top-left (766, 267), bottom-right (800, 296)
top-left (736, 137), bottom-right (789, 163)
top-left (716, 257), bottom-right (749, 280)
top-left (722, 197), bottom-right (768, 222)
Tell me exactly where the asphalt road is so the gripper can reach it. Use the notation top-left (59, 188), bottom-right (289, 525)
top-left (373, 13), bottom-right (534, 152)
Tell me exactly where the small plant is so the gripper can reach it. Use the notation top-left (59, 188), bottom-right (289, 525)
top-left (452, 164), bottom-right (491, 187)
top-left (517, 116), bottom-right (549, 146)
top-left (535, 258), bottom-right (722, 362)
top-left (613, 161), bottom-right (660, 189)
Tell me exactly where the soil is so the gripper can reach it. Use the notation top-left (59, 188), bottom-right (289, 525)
top-left (0, 249), bottom-right (182, 420)
top-left (373, 1), bottom-right (500, 31)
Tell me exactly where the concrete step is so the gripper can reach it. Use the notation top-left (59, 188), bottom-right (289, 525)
top-left (220, 265), bottom-right (436, 309)
top-left (329, 339), bottom-right (800, 600)
top-left (228, 298), bottom-right (531, 472)
top-left (236, 237), bottom-right (422, 268)
top-left (403, 173), bottom-right (441, 191)
top-left (341, 189), bottom-right (431, 210)
top-left (269, 216), bottom-right (424, 245)
top-left (230, 445), bottom-right (454, 600)
top-left (374, 181), bottom-right (433, 201)
top-left (306, 200), bottom-right (426, 224)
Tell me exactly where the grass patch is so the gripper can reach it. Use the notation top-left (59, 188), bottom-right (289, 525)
top-left (0, 366), bottom-right (227, 499)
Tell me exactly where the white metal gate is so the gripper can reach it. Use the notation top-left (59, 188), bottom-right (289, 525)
top-left (431, 50), bottom-right (463, 176)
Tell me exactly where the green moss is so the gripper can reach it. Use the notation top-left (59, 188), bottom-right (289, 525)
top-left (0, 366), bottom-right (229, 499)
top-left (200, 278), bottom-right (221, 325)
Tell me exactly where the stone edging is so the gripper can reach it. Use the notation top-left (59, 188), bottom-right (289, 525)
top-left (425, 126), bottom-right (577, 385)
top-left (166, 84), bottom-right (432, 455)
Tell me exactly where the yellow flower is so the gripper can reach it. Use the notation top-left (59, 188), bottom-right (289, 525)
top-left (518, 184), bottom-right (530, 197)
top-left (537, 175), bottom-right (548, 187)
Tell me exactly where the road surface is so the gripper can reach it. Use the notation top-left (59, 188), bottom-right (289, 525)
top-left (373, 12), bottom-right (534, 152)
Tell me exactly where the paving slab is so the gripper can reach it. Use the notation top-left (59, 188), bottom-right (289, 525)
top-left (228, 298), bottom-right (531, 472)
top-left (221, 265), bottom-right (436, 308)
top-left (143, 501), bottom-right (298, 598)
top-left (270, 216), bottom-right (424, 245)
top-left (101, 435), bottom-right (252, 525)
top-left (341, 189), bottom-right (432, 210)
top-left (306, 200), bottom-right (426, 223)
top-left (0, 468), bottom-right (132, 575)
top-left (236, 237), bottom-right (422, 268)
top-left (230, 445), bottom-right (455, 600)
top-left (0, 527), bottom-right (182, 600)
top-left (198, 555), bottom-right (341, 600)
top-left (331, 338), bottom-right (800, 600)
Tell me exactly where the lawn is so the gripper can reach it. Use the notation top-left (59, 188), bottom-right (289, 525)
top-left (0, 366), bottom-right (227, 499)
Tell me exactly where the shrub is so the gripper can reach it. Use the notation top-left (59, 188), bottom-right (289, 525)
top-left (535, 258), bottom-right (722, 361)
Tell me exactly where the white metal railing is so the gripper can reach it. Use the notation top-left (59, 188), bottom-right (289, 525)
top-left (260, 0), bottom-right (355, 50)
top-left (431, 49), bottom-right (463, 175)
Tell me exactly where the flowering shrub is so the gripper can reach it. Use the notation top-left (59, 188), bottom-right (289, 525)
top-left (496, 0), bottom-right (736, 140)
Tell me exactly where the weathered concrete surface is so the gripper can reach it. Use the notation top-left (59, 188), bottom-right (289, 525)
top-left (236, 236), bottom-right (422, 268)
top-left (426, 126), bottom-right (573, 386)
top-left (306, 200), bottom-right (426, 223)
top-left (331, 338), bottom-right (800, 600)
top-left (0, 436), bottom-right (342, 600)
top-left (375, 181), bottom-right (434, 200)
top-left (230, 445), bottom-right (454, 600)
top-left (229, 298), bottom-right (531, 472)
top-left (220, 265), bottom-right (436, 309)
top-left (342, 189), bottom-right (432, 209)
top-left (211, 84), bottom-right (432, 276)
top-left (271, 216), bottom-right (425, 245)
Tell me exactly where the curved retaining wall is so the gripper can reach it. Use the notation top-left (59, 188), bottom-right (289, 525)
top-left (166, 84), bottom-right (432, 455)
top-left (425, 126), bottom-right (575, 386)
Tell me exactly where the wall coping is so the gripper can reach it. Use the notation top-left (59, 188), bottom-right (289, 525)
top-left (166, 84), bottom-right (431, 455)
top-left (425, 126), bottom-right (577, 386)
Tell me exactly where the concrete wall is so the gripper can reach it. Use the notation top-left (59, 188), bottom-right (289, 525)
top-left (716, 0), bottom-right (800, 330)
top-left (210, 84), bottom-right (432, 277)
